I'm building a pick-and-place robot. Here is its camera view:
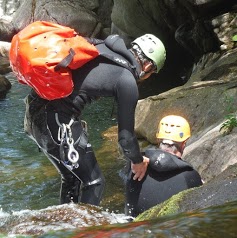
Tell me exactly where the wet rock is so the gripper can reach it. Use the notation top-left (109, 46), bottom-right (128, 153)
top-left (0, 56), bottom-right (11, 74)
top-left (183, 123), bottom-right (237, 183)
top-left (0, 54), bottom-right (11, 98)
top-left (0, 41), bottom-right (11, 58)
top-left (11, 0), bottom-right (101, 37)
top-left (0, 0), bottom-right (114, 40)
top-left (0, 74), bottom-right (11, 99)
top-left (0, 19), bottom-right (15, 42)
top-left (0, 203), bottom-right (128, 236)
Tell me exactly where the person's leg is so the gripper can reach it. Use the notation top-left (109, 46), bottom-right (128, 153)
top-left (48, 144), bottom-right (105, 206)
top-left (73, 144), bottom-right (105, 206)
top-left (60, 176), bottom-right (81, 204)
top-left (45, 152), bottom-right (81, 204)
top-left (24, 97), bottom-right (82, 204)
top-left (125, 171), bottom-right (142, 217)
top-left (25, 96), bottom-right (105, 205)
top-left (44, 119), bottom-right (105, 205)
top-left (45, 110), bottom-right (105, 205)
top-left (47, 143), bottom-right (105, 205)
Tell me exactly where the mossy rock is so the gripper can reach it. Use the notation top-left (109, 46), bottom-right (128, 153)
top-left (134, 189), bottom-right (192, 222)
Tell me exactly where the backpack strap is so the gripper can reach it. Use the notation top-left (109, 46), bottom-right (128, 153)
top-left (85, 36), bottom-right (139, 79)
top-left (54, 36), bottom-right (138, 78)
top-left (54, 48), bottom-right (76, 72)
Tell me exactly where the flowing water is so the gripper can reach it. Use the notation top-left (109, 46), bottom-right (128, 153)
top-left (1, 73), bottom-right (237, 237)
top-left (0, 73), bottom-right (121, 212)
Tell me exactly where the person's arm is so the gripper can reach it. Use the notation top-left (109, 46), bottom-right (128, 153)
top-left (131, 156), bottom-right (149, 181)
top-left (118, 130), bottom-right (143, 163)
top-left (116, 72), bottom-right (147, 180)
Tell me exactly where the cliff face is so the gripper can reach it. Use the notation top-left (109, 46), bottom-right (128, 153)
top-left (111, 0), bottom-right (237, 214)
top-left (0, 1), bottom-right (236, 97)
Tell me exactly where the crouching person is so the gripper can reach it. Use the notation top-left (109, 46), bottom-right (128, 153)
top-left (125, 115), bottom-right (203, 217)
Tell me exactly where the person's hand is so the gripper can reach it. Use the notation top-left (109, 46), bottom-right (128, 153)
top-left (131, 156), bottom-right (149, 181)
top-left (143, 156), bottom-right (149, 163)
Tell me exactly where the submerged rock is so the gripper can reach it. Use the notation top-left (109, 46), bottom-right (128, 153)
top-left (0, 203), bottom-right (129, 236)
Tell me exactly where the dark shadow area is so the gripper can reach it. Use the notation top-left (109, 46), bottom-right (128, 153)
top-left (138, 37), bottom-right (194, 99)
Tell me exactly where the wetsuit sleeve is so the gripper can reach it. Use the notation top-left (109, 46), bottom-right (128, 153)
top-left (116, 71), bottom-right (143, 164)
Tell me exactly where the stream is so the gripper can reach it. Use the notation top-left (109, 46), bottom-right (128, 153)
top-left (0, 73), bottom-right (237, 237)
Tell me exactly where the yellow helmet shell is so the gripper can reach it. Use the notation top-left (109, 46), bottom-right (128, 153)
top-left (156, 115), bottom-right (191, 142)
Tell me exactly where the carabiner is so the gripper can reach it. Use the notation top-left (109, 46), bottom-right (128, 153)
top-left (67, 137), bottom-right (79, 164)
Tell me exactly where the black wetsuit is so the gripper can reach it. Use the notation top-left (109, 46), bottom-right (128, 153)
top-left (24, 35), bottom-right (143, 205)
top-left (125, 149), bottom-right (203, 217)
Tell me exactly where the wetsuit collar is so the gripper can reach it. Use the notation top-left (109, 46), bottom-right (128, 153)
top-left (104, 35), bottom-right (140, 80)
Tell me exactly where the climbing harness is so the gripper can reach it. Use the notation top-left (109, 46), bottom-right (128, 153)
top-left (56, 113), bottom-right (80, 170)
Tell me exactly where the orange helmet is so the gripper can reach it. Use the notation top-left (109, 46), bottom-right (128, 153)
top-left (156, 115), bottom-right (191, 142)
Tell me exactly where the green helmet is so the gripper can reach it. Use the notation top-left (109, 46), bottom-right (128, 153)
top-left (132, 34), bottom-right (166, 73)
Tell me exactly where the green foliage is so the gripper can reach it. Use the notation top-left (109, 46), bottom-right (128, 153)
top-left (232, 35), bottom-right (237, 42)
top-left (220, 94), bottom-right (237, 135)
top-left (220, 114), bottom-right (237, 135)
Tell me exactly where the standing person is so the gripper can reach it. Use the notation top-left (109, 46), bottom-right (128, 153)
top-left (11, 31), bottom-right (166, 206)
top-left (125, 115), bottom-right (203, 217)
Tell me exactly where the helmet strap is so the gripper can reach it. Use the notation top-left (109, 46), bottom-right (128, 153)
top-left (139, 61), bottom-right (156, 79)
top-left (130, 45), bottom-right (155, 79)
top-left (139, 70), bottom-right (145, 78)
top-left (143, 61), bottom-right (155, 73)
top-left (158, 140), bottom-right (186, 157)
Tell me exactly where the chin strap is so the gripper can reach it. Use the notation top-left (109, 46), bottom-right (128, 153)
top-left (139, 71), bottom-right (145, 78)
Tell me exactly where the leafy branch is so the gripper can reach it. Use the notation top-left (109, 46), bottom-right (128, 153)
top-left (232, 35), bottom-right (237, 42)
top-left (219, 94), bottom-right (237, 135)
top-left (220, 114), bottom-right (237, 135)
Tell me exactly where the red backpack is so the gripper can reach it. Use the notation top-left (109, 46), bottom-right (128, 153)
top-left (9, 21), bottom-right (99, 100)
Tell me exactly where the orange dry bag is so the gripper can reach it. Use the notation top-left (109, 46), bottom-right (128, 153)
top-left (9, 21), bottom-right (99, 100)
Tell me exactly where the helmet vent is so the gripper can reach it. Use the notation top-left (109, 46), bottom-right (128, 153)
top-left (149, 48), bottom-right (154, 53)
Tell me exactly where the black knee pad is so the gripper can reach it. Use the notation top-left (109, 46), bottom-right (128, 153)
top-left (74, 145), bottom-right (105, 205)
top-left (80, 175), bottom-right (105, 205)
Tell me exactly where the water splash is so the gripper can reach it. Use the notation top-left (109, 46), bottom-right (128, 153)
top-left (0, 203), bottom-right (131, 236)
